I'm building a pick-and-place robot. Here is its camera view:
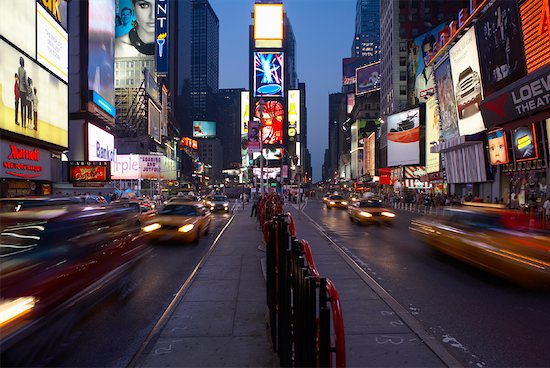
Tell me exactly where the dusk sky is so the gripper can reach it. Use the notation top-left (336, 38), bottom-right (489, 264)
top-left (209, 0), bottom-right (357, 182)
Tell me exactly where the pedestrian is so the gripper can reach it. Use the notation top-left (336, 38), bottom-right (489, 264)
top-left (543, 196), bottom-right (550, 226)
top-left (250, 196), bottom-right (259, 217)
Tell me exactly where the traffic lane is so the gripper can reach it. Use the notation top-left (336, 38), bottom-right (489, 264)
top-left (51, 213), bottom-right (232, 367)
top-left (304, 200), bottom-right (550, 367)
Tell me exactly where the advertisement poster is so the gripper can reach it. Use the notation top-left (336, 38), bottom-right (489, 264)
top-left (449, 26), bottom-right (486, 136)
top-left (346, 93), bottom-right (355, 114)
top-left (248, 119), bottom-right (260, 151)
top-left (148, 99), bottom-right (161, 142)
top-left (155, 0), bottom-right (169, 74)
top-left (387, 107), bottom-right (420, 167)
top-left (255, 100), bottom-right (283, 145)
top-left (425, 97), bottom-right (441, 173)
top-left (487, 128), bottom-right (510, 165)
top-left (0, 0), bottom-right (36, 57)
top-left (475, 0), bottom-right (525, 96)
top-left (241, 91), bottom-right (249, 135)
top-left (512, 124), bottom-right (538, 162)
top-left (365, 132), bottom-right (375, 176)
top-left (115, 0), bottom-right (155, 58)
top-left (69, 161), bottom-right (110, 182)
top-left (0, 40), bottom-right (68, 148)
top-left (139, 155), bottom-right (161, 179)
top-left (87, 123), bottom-right (115, 161)
top-left (342, 56), bottom-right (370, 85)
top-left (1, 140), bottom-right (52, 180)
top-left (287, 89), bottom-right (300, 138)
top-left (193, 121), bottom-right (216, 138)
top-left (88, 0), bottom-right (115, 108)
top-left (254, 52), bottom-right (284, 97)
top-left (355, 62), bottom-right (381, 95)
top-left (37, 3), bottom-right (68, 83)
top-left (434, 58), bottom-right (460, 141)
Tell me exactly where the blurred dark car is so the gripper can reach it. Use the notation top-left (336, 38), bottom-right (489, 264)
top-left (0, 204), bottom-right (151, 365)
top-left (348, 198), bottom-right (396, 225)
top-left (410, 206), bottom-right (550, 287)
top-left (111, 200), bottom-right (157, 227)
top-left (326, 194), bottom-right (348, 209)
top-left (205, 195), bottom-right (230, 212)
top-left (0, 197), bottom-right (81, 213)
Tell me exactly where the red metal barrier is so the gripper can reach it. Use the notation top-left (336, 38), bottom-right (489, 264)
top-left (300, 239), bottom-right (320, 280)
top-left (287, 213), bottom-right (297, 237)
top-left (326, 279), bottom-right (346, 368)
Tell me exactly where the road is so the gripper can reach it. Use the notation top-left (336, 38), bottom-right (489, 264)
top-left (50, 211), bottom-right (233, 368)
top-left (301, 199), bottom-right (550, 368)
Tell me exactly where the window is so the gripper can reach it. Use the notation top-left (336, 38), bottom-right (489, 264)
top-left (400, 71), bottom-right (406, 81)
top-left (400, 86), bottom-right (407, 95)
top-left (399, 42), bottom-right (407, 52)
top-left (400, 57), bottom-right (407, 67)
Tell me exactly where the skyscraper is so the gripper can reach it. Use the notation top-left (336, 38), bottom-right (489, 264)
top-left (216, 88), bottom-right (245, 170)
top-left (351, 0), bottom-right (380, 61)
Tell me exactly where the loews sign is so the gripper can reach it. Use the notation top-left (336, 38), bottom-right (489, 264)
top-left (520, 0), bottom-right (550, 73)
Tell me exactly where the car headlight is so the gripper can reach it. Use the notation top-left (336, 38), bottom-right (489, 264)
top-left (323, 197), bottom-right (327, 201)
top-left (143, 223), bottom-right (161, 232)
top-left (341, 201), bottom-right (348, 205)
top-left (223, 203), bottom-right (229, 207)
top-left (330, 201), bottom-right (335, 205)
top-left (0, 297), bottom-right (37, 327)
top-left (381, 211), bottom-right (396, 218)
top-left (359, 211), bottom-right (372, 218)
top-left (178, 224), bottom-right (194, 233)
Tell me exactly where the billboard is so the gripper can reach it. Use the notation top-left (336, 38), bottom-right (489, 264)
top-left (254, 4), bottom-right (283, 40)
top-left (1, 140), bottom-right (52, 180)
top-left (434, 58), bottom-right (460, 141)
top-left (520, 0), bottom-right (550, 73)
top-left (115, 0), bottom-right (155, 58)
top-left (193, 121), bottom-right (216, 138)
top-left (0, 0), bottom-right (36, 57)
top-left (155, 0), bottom-right (168, 74)
top-left (387, 107), bottom-right (420, 167)
top-left (69, 161), bottom-right (111, 182)
top-left (487, 128), bottom-right (510, 165)
top-left (252, 148), bottom-right (282, 161)
top-left (0, 39), bottom-right (68, 148)
top-left (148, 99), bottom-right (161, 142)
top-left (365, 132), bottom-right (375, 176)
top-left (356, 62), bottom-right (381, 95)
top-left (475, 0), bottom-right (526, 97)
top-left (37, 2), bottom-right (68, 82)
top-left (241, 91), bottom-right (249, 135)
top-left (449, 27), bottom-right (486, 136)
top-left (87, 123), bottom-right (116, 161)
top-left (110, 154), bottom-right (175, 180)
top-left (346, 93), bottom-right (355, 114)
top-left (287, 89), bottom-right (300, 138)
top-left (343, 56), bottom-right (370, 85)
top-left (254, 52), bottom-right (284, 97)
top-left (512, 124), bottom-right (538, 162)
top-left (255, 100), bottom-right (283, 145)
top-left (425, 97), bottom-right (441, 173)
top-left (88, 0), bottom-right (115, 109)
top-left (248, 119), bottom-right (260, 152)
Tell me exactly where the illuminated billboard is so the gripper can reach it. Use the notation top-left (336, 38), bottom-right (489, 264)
top-left (287, 89), bottom-right (300, 138)
top-left (520, 0), bottom-right (550, 73)
top-left (434, 58), bottom-right (459, 141)
top-left (37, 2), bottom-right (68, 82)
top-left (0, 39), bottom-right (68, 148)
top-left (252, 148), bottom-right (282, 161)
top-left (87, 123), bottom-right (116, 161)
top-left (255, 100), bottom-right (283, 146)
top-left (248, 119), bottom-right (260, 152)
top-left (347, 93), bottom-right (355, 114)
top-left (193, 121), bottom-right (216, 138)
top-left (387, 107), bottom-right (420, 167)
top-left (512, 124), bottom-right (538, 162)
top-left (148, 99), bottom-right (161, 142)
top-left (241, 91), bottom-right (249, 135)
top-left (487, 129), bottom-right (510, 165)
top-left (88, 0), bottom-right (115, 110)
top-left (0, 0), bottom-right (36, 57)
top-left (343, 56), bottom-right (370, 85)
top-left (254, 52), bottom-right (284, 97)
top-left (254, 4), bottom-right (283, 40)
top-left (356, 62), bottom-right (381, 95)
top-left (475, 0), bottom-right (525, 96)
top-left (155, 0), bottom-right (169, 74)
top-left (115, 0), bottom-right (155, 58)
top-left (425, 97), bottom-right (441, 173)
top-left (69, 161), bottom-right (111, 182)
top-left (365, 132), bottom-right (375, 176)
top-left (449, 27), bottom-right (486, 136)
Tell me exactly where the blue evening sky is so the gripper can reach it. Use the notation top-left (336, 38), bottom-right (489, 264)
top-left (209, 0), bottom-right (356, 182)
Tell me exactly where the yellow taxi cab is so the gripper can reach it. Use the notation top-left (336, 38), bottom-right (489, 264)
top-left (141, 201), bottom-right (211, 243)
top-left (326, 194), bottom-right (349, 209)
top-left (410, 204), bottom-right (550, 287)
top-left (348, 198), bottom-right (396, 225)
top-left (322, 193), bottom-right (331, 204)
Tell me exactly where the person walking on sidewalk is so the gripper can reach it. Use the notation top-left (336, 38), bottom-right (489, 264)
top-left (543, 196), bottom-right (550, 227)
top-left (250, 195), bottom-right (259, 217)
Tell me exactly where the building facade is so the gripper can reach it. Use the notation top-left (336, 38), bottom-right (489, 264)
top-left (351, 0), bottom-right (380, 62)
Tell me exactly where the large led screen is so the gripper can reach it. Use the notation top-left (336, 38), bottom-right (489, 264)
top-left (148, 100), bottom-right (161, 142)
top-left (193, 121), bottom-right (216, 138)
top-left (0, 0), bottom-right (36, 57)
top-left (254, 52), bottom-right (283, 97)
top-left (241, 91), bottom-right (249, 135)
top-left (115, 0), bottom-right (155, 58)
top-left (512, 124), bottom-right (538, 162)
top-left (87, 123), bottom-right (115, 161)
top-left (449, 27), bottom-right (486, 136)
top-left (254, 4), bottom-right (283, 40)
top-left (37, 3), bottom-right (68, 83)
top-left (343, 56), bottom-right (370, 85)
top-left (434, 58), bottom-right (460, 141)
top-left (88, 0), bottom-right (115, 109)
top-left (356, 62), bottom-right (381, 95)
top-left (0, 39), bottom-right (68, 148)
top-left (255, 100), bottom-right (283, 146)
top-left (520, 0), bottom-right (550, 73)
top-left (287, 89), bottom-right (300, 138)
top-left (475, 0), bottom-right (526, 96)
top-left (487, 128), bottom-right (510, 165)
top-left (387, 107), bottom-right (420, 167)
top-left (425, 97), bottom-right (441, 173)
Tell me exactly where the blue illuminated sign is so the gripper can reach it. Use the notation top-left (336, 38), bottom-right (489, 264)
top-left (155, 0), bottom-right (169, 74)
top-left (254, 52), bottom-right (284, 97)
top-left (92, 91), bottom-right (116, 118)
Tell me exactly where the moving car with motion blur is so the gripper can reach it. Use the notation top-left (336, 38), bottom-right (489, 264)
top-left (409, 205), bottom-right (550, 287)
top-left (205, 195), bottom-right (230, 212)
top-left (142, 201), bottom-right (211, 243)
top-left (0, 204), bottom-right (150, 365)
top-left (0, 196), bottom-right (81, 212)
top-left (322, 193), bottom-right (332, 204)
top-left (348, 198), bottom-right (396, 225)
top-left (326, 194), bottom-right (348, 209)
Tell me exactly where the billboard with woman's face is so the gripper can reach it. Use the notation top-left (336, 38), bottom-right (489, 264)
top-left (115, 0), bottom-right (155, 58)
top-left (434, 58), bottom-right (460, 141)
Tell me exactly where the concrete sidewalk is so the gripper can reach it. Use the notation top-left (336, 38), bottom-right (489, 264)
top-left (136, 206), bottom-right (278, 367)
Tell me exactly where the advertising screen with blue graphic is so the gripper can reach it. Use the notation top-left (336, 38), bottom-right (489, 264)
top-left (254, 52), bottom-right (284, 97)
top-left (193, 121), bottom-right (217, 138)
top-left (512, 124), bottom-right (538, 162)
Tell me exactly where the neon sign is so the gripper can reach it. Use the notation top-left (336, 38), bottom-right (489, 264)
top-left (254, 52), bottom-right (284, 97)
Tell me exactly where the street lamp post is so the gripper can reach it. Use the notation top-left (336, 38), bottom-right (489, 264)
top-left (258, 97), bottom-right (266, 195)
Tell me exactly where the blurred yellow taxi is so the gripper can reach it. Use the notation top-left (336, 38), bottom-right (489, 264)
top-left (326, 194), bottom-right (348, 209)
top-left (348, 198), bottom-right (396, 225)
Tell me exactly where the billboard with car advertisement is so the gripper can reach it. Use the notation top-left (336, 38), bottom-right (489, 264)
top-left (487, 128), bottom-right (510, 165)
top-left (87, 123), bottom-right (115, 162)
top-left (434, 57), bottom-right (460, 140)
top-left (449, 27), bottom-right (486, 136)
top-left (255, 100), bottom-right (283, 146)
top-left (254, 52), bottom-right (284, 97)
top-left (425, 97), bottom-right (440, 173)
top-left (475, 0), bottom-right (526, 97)
top-left (0, 0), bottom-right (36, 57)
top-left (37, 2), bottom-right (68, 83)
top-left (148, 99), bottom-right (161, 142)
top-left (512, 124), bottom-right (538, 162)
top-left (520, 0), bottom-right (550, 73)
top-left (0, 39), bottom-right (68, 148)
top-left (88, 0), bottom-right (115, 110)
top-left (387, 107), bottom-right (420, 167)
top-left (193, 121), bottom-right (216, 139)
top-left (355, 62), bottom-right (381, 95)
